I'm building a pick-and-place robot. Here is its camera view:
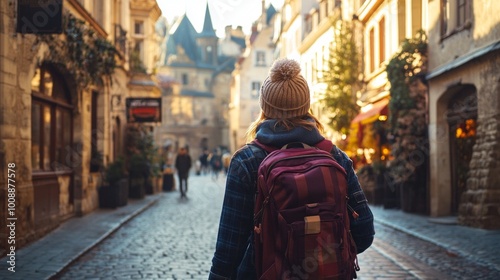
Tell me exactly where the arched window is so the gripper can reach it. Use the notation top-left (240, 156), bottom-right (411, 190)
top-left (31, 66), bottom-right (73, 172)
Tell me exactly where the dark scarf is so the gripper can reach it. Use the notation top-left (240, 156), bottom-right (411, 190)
top-left (255, 119), bottom-right (325, 148)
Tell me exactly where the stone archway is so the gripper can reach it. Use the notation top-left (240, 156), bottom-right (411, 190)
top-left (445, 86), bottom-right (477, 214)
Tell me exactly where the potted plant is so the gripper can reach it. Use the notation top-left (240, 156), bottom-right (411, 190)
top-left (128, 153), bottom-right (147, 199)
top-left (124, 124), bottom-right (160, 196)
top-left (99, 158), bottom-right (128, 208)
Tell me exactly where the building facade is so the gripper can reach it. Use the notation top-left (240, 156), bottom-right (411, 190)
top-left (0, 0), bottom-right (161, 255)
top-left (229, 3), bottom-right (277, 152)
top-left (269, 0), bottom-right (500, 229)
top-left (157, 4), bottom-right (245, 160)
top-left (426, 0), bottom-right (500, 228)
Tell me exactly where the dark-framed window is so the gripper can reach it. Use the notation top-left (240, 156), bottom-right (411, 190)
top-left (31, 66), bottom-right (73, 172)
top-left (134, 20), bottom-right (144, 35)
top-left (457, 0), bottom-right (471, 28)
top-left (251, 81), bottom-right (261, 99)
top-left (440, 0), bottom-right (449, 36)
top-left (181, 73), bottom-right (189, 85)
top-left (255, 51), bottom-right (266, 67)
top-left (441, 0), bottom-right (472, 39)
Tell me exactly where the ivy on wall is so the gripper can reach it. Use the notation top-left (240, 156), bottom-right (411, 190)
top-left (387, 30), bottom-right (428, 126)
top-left (386, 30), bottom-right (428, 185)
top-left (36, 13), bottom-right (117, 89)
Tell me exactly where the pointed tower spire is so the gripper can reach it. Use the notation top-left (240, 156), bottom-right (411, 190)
top-left (200, 2), bottom-right (217, 37)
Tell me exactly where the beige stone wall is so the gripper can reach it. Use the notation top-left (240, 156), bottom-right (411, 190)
top-left (459, 56), bottom-right (500, 229)
top-left (0, 0), bottom-right (39, 250)
top-left (427, 0), bottom-right (500, 229)
top-left (0, 0), bottom-right (129, 252)
top-left (427, 0), bottom-right (500, 72)
top-left (428, 54), bottom-right (500, 229)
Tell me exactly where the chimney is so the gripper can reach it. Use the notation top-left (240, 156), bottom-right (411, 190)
top-left (261, 0), bottom-right (266, 28)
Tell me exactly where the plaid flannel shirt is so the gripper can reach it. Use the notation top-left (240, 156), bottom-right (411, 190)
top-left (209, 144), bottom-right (375, 280)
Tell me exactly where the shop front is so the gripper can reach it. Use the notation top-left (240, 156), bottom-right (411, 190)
top-left (348, 98), bottom-right (391, 206)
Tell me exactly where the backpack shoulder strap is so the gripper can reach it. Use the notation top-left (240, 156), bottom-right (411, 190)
top-left (315, 139), bottom-right (334, 152)
top-left (249, 139), bottom-right (277, 153)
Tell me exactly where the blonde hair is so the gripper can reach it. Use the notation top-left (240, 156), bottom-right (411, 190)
top-left (245, 110), bottom-right (325, 142)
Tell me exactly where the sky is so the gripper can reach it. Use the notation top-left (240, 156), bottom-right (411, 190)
top-left (157, 0), bottom-right (284, 37)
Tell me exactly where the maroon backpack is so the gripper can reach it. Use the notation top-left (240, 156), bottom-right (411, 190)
top-left (252, 140), bottom-right (359, 279)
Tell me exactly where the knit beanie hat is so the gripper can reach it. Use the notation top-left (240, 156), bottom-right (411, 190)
top-left (259, 59), bottom-right (310, 118)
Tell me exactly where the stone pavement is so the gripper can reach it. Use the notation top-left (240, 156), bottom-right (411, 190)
top-left (0, 176), bottom-right (499, 279)
top-left (370, 205), bottom-right (500, 272)
top-left (0, 195), bottom-right (161, 280)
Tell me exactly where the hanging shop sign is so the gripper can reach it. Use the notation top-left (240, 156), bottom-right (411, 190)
top-left (17, 0), bottom-right (63, 34)
top-left (126, 98), bottom-right (162, 123)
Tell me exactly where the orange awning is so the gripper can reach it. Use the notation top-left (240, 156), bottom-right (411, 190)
top-left (351, 99), bottom-right (389, 125)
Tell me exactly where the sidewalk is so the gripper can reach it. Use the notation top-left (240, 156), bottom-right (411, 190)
top-left (1, 195), bottom-right (499, 279)
top-left (0, 194), bottom-right (162, 280)
top-left (371, 205), bottom-right (500, 272)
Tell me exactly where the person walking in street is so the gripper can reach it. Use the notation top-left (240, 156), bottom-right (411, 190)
top-left (199, 149), bottom-right (209, 175)
top-left (209, 149), bottom-right (222, 180)
top-left (209, 59), bottom-right (375, 279)
top-left (175, 146), bottom-right (192, 198)
top-left (222, 150), bottom-right (231, 175)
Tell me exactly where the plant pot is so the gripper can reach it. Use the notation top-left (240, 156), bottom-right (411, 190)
top-left (145, 177), bottom-right (154, 194)
top-left (99, 184), bottom-right (117, 208)
top-left (129, 177), bottom-right (145, 199)
top-left (162, 173), bottom-right (174, 191)
top-left (99, 179), bottom-right (129, 208)
top-left (116, 178), bottom-right (129, 206)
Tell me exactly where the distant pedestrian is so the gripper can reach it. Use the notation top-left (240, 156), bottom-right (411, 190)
top-left (222, 151), bottom-right (231, 175)
top-left (199, 150), bottom-right (209, 175)
top-left (175, 147), bottom-right (192, 198)
top-left (210, 149), bottom-right (222, 180)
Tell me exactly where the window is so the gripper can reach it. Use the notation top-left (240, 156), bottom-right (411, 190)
top-left (134, 20), bottom-right (144, 35)
top-left (320, 1), bottom-right (327, 21)
top-left (251, 82), bottom-right (261, 99)
top-left (440, 0), bottom-right (471, 38)
top-left (206, 46), bottom-right (213, 64)
top-left (369, 28), bottom-right (375, 73)
top-left (31, 66), bottom-right (72, 171)
top-left (181, 73), bottom-right (189, 85)
top-left (441, 0), bottom-right (449, 36)
top-left (379, 17), bottom-right (386, 64)
top-left (305, 14), bottom-right (312, 34)
top-left (397, 0), bottom-right (406, 44)
top-left (93, 0), bottom-right (104, 27)
top-left (255, 51), bottom-right (266, 66)
top-left (90, 91), bottom-right (99, 172)
top-left (457, 0), bottom-right (471, 28)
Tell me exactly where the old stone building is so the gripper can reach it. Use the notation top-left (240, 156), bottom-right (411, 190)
top-left (269, 0), bottom-right (500, 229)
top-left (229, 3), bottom-right (277, 152)
top-left (0, 0), bottom-right (161, 254)
top-left (426, 0), bottom-right (500, 229)
top-left (157, 4), bottom-right (246, 159)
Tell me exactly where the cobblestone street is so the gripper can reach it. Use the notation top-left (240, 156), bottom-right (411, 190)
top-left (53, 174), bottom-right (499, 280)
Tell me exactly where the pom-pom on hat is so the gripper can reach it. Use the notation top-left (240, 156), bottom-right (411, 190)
top-left (259, 58), bottom-right (310, 118)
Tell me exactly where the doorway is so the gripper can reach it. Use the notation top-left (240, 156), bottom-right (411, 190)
top-left (446, 86), bottom-right (477, 214)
